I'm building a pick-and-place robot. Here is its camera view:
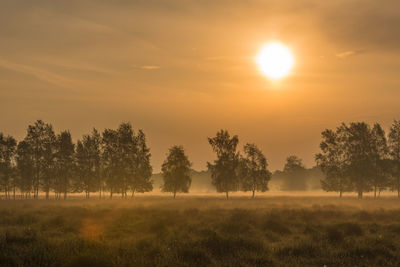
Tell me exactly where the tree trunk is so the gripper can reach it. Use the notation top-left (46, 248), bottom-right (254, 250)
top-left (252, 190), bottom-right (255, 199)
top-left (46, 190), bottom-right (49, 200)
top-left (374, 186), bottom-right (377, 199)
top-left (339, 190), bottom-right (342, 198)
top-left (131, 190), bottom-right (135, 199)
top-left (358, 191), bottom-right (363, 199)
top-left (110, 189), bottom-right (113, 199)
top-left (225, 191), bottom-right (229, 199)
top-left (173, 191), bottom-right (176, 199)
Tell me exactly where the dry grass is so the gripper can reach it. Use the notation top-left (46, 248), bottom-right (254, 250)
top-left (1, 196), bottom-right (400, 266)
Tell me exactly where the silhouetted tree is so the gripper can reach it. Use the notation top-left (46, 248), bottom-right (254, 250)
top-left (131, 129), bottom-right (153, 197)
top-left (388, 120), bottom-right (400, 197)
top-left (316, 128), bottom-right (351, 197)
top-left (161, 145), bottom-right (191, 198)
top-left (0, 133), bottom-right (17, 199)
top-left (207, 130), bottom-right (239, 199)
top-left (116, 123), bottom-right (137, 198)
top-left (239, 143), bottom-right (271, 198)
top-left (102, 124), bottom-right (153, 198)
top-left (102, 128), bottom-right (120, 198)
top-left (16, 140), bottom-right (34, 198)
top-left (75, 129), bottom-right (101, 198)
top-left (91, 129), bottom-right (103, 198)
top-left (54, 131), bottom-right (75, 199)
top-left (23, 120), bottom-right (56, 199)
top-left (280, 155), bottom-right (308, 190)
top-left (371, 123), bottom-right (389, 198)
top-left (342, 122), bottom-right (375, 199)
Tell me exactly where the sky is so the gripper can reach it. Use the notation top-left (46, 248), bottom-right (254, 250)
top-left (1, 0), bottom-right (400, 172)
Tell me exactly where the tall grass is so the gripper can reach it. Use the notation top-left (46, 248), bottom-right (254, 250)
top-left (0, 197), bottom-right (400, 266)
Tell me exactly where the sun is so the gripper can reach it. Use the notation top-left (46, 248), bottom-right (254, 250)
top-left (256, 42), bottom-right (294, 80)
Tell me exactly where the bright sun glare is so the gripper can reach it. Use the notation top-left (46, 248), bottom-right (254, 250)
top-left (256, 42), bottom-right (294, 80)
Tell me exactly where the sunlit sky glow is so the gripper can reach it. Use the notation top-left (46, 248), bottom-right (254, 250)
top-left (1, 0), bottom-right (400, 172)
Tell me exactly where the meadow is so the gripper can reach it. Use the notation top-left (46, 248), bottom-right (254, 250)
top-left (1, 196), bottom-right (400, 266)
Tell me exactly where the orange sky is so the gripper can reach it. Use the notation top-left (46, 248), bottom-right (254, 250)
top-left (1, 0), bottom-right (400, 171)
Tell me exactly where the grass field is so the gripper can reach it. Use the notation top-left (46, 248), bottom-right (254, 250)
top-left (1, 196), bottom-right (400, 266)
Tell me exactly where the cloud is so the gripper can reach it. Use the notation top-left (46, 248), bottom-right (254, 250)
top-left (139, 65), bottom-right (161, 70)
top-left (336, 50), bottom-right (363, 59)
top-left (0, 59), bottom-right (74, 87)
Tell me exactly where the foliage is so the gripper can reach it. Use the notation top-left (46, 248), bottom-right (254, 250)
top-left (207, 130), bottom-right (240, 199)
top-left (316, 128), bottom-right (352, 197)
top-left (2, 119), bottom-right (400, 198)
top-left (388, 120), bottom-right (400, 197)
top-left (75, 129), bottom-right (101, 197)
top-left (54, 131), bottom-right (75, 199)
top-left (2, 121), bottom-right (153, 199)
top-left (23, 120), bottom-right (56, 199)
top-left (317, 122), bottom-right (393, 198)
top-left (278, 155), bottom-right (309, 190)
top-left (161, 145), bottom-right (192, 198)
top-left (239, 143), bottom-right (271, 197)
top-left (0, 133), bottom-right (17, 198)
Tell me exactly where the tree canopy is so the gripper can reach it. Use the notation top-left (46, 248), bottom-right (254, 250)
top-left (161, 145), bottom-right (192, 198)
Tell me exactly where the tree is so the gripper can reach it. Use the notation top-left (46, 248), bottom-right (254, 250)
top-left (388, 120), bottom-right (400, 197)
top-left (207, 130), bottom-right (239, 199)
top-left (75, 129), bottom-right (101, 198)
top-left (54, 131), bottom-right (75, 199)
top-left (316, 128), bottom-right (351, 197)
top-left (342, 122), bottom-right (375, 199)
top-left (130, 129), bottom-right (153, 197)
top-left (101, 124), bottom-right (153, 199)
top-left (239, 143), bottom-right (271, 198)
top-left (102, 128), bottom-right (121, 198)
top-left (16, 140), bottom-right (34, 198)
top-left (161, 146), bottom-right (192, 198)
top-left (24, 120), bottom-right (56, 199)
top-left (115, 123), bottom-right (137, 198)
top-left (280, 155), bottom-right (308, 191)
top-left (284, 155), bottom-right (305, 172)
top-left (91, 129), bottom-right (103, 198)
top-left (0, 133), bottom-right (17, 199)
top-left (371, 123), bottom-right (389, 198)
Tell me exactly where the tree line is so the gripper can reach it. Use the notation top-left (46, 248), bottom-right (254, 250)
top-left (317, 121), bottom-right (400, 198)
top-left (0, 120), bottom-right (152, 199)
top-left (0, 121), bottom-right (271, 199)
top-left (1, 120), bottom-right (400, 199)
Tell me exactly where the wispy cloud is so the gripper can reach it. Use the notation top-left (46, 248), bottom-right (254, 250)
top-left (0, 59), bottom-right (74, 87)
top-left (131, 65), bottom-right (161, 70)
top-left (336, 49), bottom-right (364, 59)
top-left (140, 65), bottom-right (161, 70)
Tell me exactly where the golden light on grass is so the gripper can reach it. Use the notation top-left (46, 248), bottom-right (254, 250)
top-left (256, 42), bottom-right (294, 80)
